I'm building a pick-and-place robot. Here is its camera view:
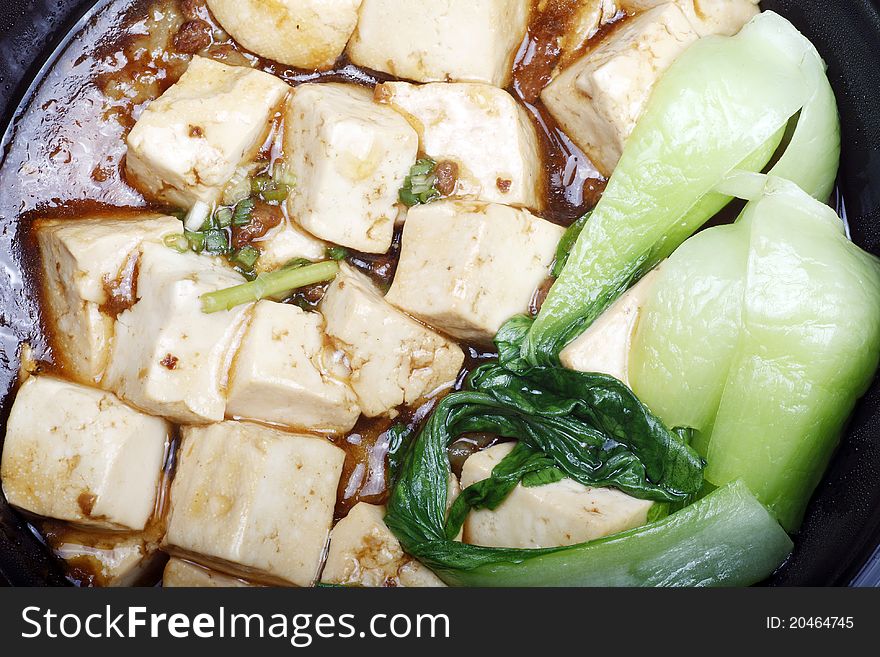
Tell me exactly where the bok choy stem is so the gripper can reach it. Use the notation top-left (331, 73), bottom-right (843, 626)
top-left (525, 12), bottom-right (840, 367)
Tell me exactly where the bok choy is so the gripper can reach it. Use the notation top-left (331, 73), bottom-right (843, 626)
top-left (384, 365), bottom-right (789, 587)
top-left (382, 12), bottom-right (847, 586)
top-left (630, 177), bottom-right (880, 531)
top-left (524, 12), bottom-right (840, 366)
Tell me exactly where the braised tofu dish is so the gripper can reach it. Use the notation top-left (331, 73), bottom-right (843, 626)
top-left (1, 0), bottom-right (878, 588)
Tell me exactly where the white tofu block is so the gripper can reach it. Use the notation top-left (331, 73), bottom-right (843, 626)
top-left (227, 301), bottom-right (361, 432)
top-left (103, 243), bottom-right (252, 424)
top-left (386, 201), bottom-right (564, 343)
top-left (621, 0), bottom-right (759, 37)
top-left (254, 220), bottom-right (327, 273)
top-left (164, 422), bottom-right (344, 587)
top-left (376, 82), bottom-right (543, 209)
top-left (206, 0), bottom-right (362, 70)
top-left (348, 0), bottom-right (531, 87)
top-left (461, 443), bottom-right (653, 549)
top-left (321, 503), bottom-right (445, 587)
top-left (126, 56), bottom-right (289, 208)
top-left (556, 0), bottom-right (621, 69)
top-left (35, 213), bottom-right (181, 384)
top-left (163, 558), bottom-right (258, 588)
top-left (48, 529), bottom-right (165, 587)
top-left (321, 265), bottom-right (465, 417)
top-left (0, 377), bottom-right (170, 531)
top-left (284, 83), bottom-right (418, 254)
top-left (542, 3), bottom-right (699, 177)
top-left (560, 268), bottom-right (662, 386)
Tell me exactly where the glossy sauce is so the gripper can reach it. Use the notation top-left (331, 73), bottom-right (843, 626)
top-left (0, 0), bottom-right (608, 585)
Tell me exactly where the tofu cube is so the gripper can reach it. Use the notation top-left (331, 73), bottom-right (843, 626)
top-left (461, 443), bottom-right (653, 548)
top-left (227, 301), bottom-right (361, 433)
top-left (347, 0), bottom-right (532, 87)
top-left (206, 0), bottom-right (362, 70)
top-left (47, 528), bottom-right (166, 587)
top-left (163, 558), bottom-right (257, 588)
top-left (321, 264), bottom-right (465, 417)
top-left (542, 3), bottom-right (699, 177)
top-left (1, 376), bottom-right (170, 531)
top-left (556, 0), bottom-right (621, 69)
top-left (386, 201), bottom-right (564, 343)
top-left (284, 83), bottom-right (418, 254)
top-left (621, 0), bottom-right (759, 37)
top-left (126, 56), bottom-right (289, 208)
top-left (560, 268), bottom-right (662, 386)
top-left (35, 213), bottom-right (181, 384)
top-left (376, 82), bottom-right (543, 209)
top-left (321, 503), bottom-right (445, 587)
top-left (164, 422), bottom-right (345, 586)
top-left (253, 220), bottom-right (327, 273)
top-left (103, 243), bottom-right (252, 424)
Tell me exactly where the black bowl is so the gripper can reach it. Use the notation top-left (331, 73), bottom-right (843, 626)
top-left (1, 0), bottom-right (879, 586)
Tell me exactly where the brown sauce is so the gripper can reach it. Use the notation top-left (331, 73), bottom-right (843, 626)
top-left (0, 0), bottom-right (610, 586)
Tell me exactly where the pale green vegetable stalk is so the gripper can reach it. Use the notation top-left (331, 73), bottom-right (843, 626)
top-left (200, 261), bottom-right (339, 313)
top-left (525, 12), bottom-right (840, 366)
top-left (631, 177), bottom-right (880, 531)
top-left (412, 482), bottom-right (793, 588)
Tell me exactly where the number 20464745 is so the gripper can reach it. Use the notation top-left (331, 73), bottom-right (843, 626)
top-left (767, 617), bottom-right (855, 630)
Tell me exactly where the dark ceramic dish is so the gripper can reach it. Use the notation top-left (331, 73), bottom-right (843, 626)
top-left (1, 0), bottom-right (880, 586)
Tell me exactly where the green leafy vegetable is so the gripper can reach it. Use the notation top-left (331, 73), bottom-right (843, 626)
top-left (394, 481), bottom-right (792, 587)
top-left (385, 423), bottom-right (418, 487)
top-left (384, 324), bottom-right (707, 575)
top-left (631, 177), bottom-right (880, 530)
top-left (444, 441), bottom-right (564, 540)
top-left (524, 12), bottom-right (840, 367)
top-left (551, 213), bottom-right (590, 278)
top-left (200, 260), bottom-right (340, 313)
top-left (399, 158), bottom-right (441, 207)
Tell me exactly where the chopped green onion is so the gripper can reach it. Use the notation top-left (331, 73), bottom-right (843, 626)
top-left (184, 200), bottom-right (212, 232)
top-left (284, 257), bottom-right (314, 269)
top-left (214, 206), bottom-right (234, 228)
top-left (260, 183), bottom-right (290, 203)
top-left (251, 175), bottom-right (275, 194)
top-left (410, 158), bottom-right (436, 176)
top-left (203, 229), bottom-right (229, 255)
top-left (234, 266), bottom-right (259, 282)
top-left (163, 234), bottom-right (189, 253)
top-left (399, 159), bottom-right (441, 207)
top-left (232, 198), bottom-right (256, 226)
top-left (230, 245), bottom-right (261, 269)
top-left (184, 230), bottom-right (206, 253)
top-left (222, 167), bottom-right (254, 206)
top-left (272, 162), bottom-right (297, 188)
top-left (398, 187), bottom-right (420, 206)
top-left (325, 246), bottom-right (348, 261)
top-left (201, 260), bottom-right (340, 313)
